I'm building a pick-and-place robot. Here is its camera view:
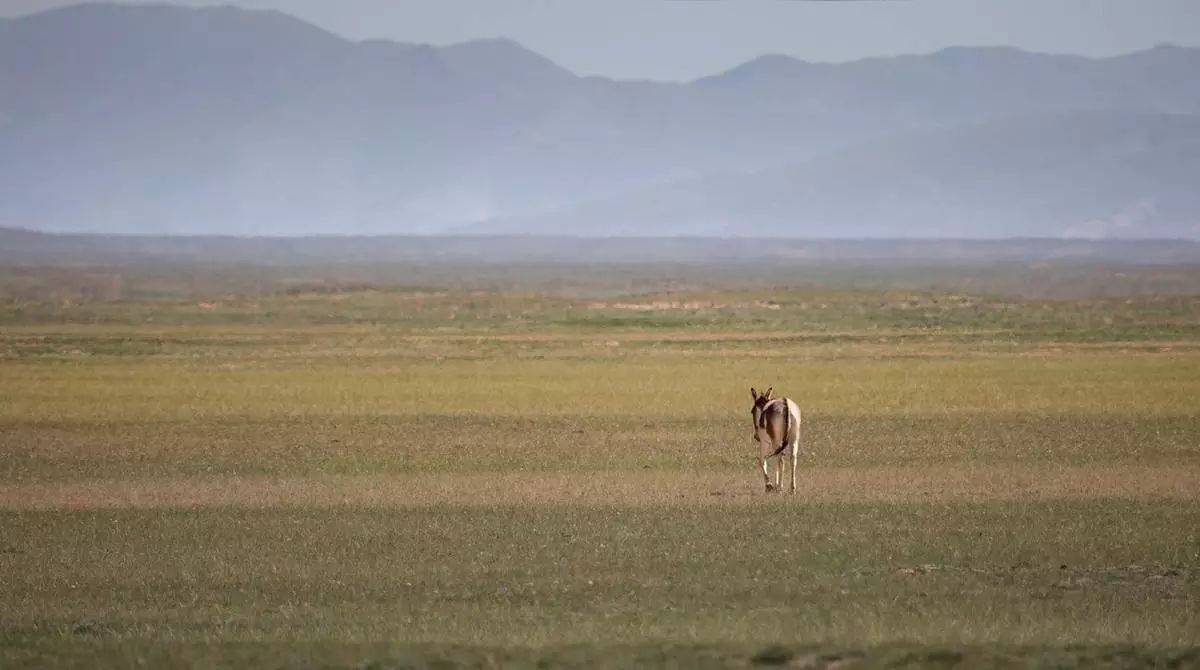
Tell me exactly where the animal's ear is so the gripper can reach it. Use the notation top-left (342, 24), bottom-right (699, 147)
top-left (750, 387), bottom-right (758, 400)
top-left (764, 387), bottom-right (774, 399)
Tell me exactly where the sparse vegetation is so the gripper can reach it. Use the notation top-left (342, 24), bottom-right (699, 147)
top-left (1, 261), bottom-right (1197, 667)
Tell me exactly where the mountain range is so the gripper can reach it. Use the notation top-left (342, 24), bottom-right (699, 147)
top-left (2, 3), bottom-right (1198, 238)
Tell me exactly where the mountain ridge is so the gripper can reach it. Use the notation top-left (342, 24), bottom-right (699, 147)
top-left (7, 3), bottom-right (1198, 82)
top-left (2, 3), bottom-right (1198, 237)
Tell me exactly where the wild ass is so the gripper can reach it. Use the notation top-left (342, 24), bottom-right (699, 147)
top-left (749, 387), bottom-right (802, 494)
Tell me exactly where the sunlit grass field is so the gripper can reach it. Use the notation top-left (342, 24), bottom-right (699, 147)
top-left (2, 269), bottom-right (1198, 667)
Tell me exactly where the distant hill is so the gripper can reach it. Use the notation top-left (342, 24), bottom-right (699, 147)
top-left (476, 111), bottom-right (1200, 238)
top-left (1, 3), bottom-right (1198, 237)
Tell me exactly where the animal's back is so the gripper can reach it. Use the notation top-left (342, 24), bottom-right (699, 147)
top-left (760, 398), bottom-right (800, 449)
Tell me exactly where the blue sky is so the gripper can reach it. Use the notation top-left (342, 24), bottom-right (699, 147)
top-left (5, 0), bottom-right (1199, 81)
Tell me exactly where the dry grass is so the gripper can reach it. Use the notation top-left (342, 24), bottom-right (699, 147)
top-left (2, 464), bottom-right (1198, 510)
top-left (1, 276), bottom-right (1198, 666)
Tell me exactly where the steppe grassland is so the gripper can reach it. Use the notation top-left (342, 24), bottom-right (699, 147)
top-left (1, 274), bottom-right (1198, 667)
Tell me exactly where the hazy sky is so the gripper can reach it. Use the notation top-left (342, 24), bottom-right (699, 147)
top-left (4, 0), bottom-right (1199, 81)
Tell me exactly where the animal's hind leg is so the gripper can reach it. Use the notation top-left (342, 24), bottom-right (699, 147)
top-left (778, 453), bottom-right (788, 495)
top-left (790, 446), bottom-right (799, 494)
top-left (774, 456), bottom-right (782, 490)
top-left (759, 457), bottom-right (772, 493)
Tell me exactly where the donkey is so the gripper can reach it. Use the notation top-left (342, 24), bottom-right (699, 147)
top-left (749, 387), bottom-right (802, 494)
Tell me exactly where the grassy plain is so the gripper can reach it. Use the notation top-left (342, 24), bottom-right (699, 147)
top-left (1, 263), bottom-right (1198, 667)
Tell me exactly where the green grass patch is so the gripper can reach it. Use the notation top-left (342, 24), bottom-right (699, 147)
top-left (1, 502), bottom-right (1197, 658)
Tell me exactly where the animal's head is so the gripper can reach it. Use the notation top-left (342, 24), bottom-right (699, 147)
top-left (749, 386), bottom-right (773, 439)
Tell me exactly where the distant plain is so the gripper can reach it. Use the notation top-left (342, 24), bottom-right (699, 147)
top-left (1, 252), bottom-right (1198, 667)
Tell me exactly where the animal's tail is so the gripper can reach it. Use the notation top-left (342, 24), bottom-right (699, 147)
top-left (780, 401), bottom-right (790, 453)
